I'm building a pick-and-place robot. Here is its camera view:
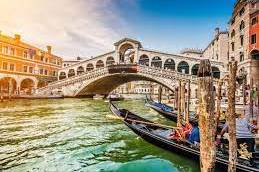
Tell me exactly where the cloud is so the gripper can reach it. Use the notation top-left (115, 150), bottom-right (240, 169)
top-left (0, 0), bottom-right (130, 59)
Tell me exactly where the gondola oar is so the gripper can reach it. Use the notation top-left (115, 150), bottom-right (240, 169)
top-left (106, 114), bottom-right (181, 130)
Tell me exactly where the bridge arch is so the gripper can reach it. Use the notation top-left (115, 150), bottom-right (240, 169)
top-left (75, 73), bottom-right (176, 97)
top-left (212, 66), bottom-right (220, 79)
top-left (86, 63), bottom-right (94, 71)
top-left (96, 60), bottom-right (104, 68)
top-left (164, 58), bottom-right (175, 70)
top-left (151, 56), bottom-right (162, 68)
top-left (118, 43), bottom-right (135, 63)
top-left (0, 77), bottom-right (17, 95)
top-left (106, 56), bottom-right (115, 66)
top-left (191, 64), bottom-right (199, 75)
top-left (177, 61), bottom-right (189, 74)
top-left (68, 69), bottom-right (76, 77)
top-left (77, 66), bottom-right (84, 75)
top-left (59, 72), bottom-right (67, 80)
top-left (139, 54), bottom-right (149, 66)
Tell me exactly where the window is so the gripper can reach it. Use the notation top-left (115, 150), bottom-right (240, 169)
top-left (252, 17), bottom-right (258, 25)
top-left (39, 69), bottom-right (44, 75)
top-left (231, 42), bottom-right (235, 51)
top-left (23, 51), bottom-right (28, 58)
top-left (240, 21), bottom-right (245, 31)
top-left (40, 56), bottom-right (44, 61)
top-left (216, 54), bottom-right (219, 60)
top-left (240, 35), bottom-right (244, 46)
top-left (44, 69), bottom-right (48, 75)
top-left (239, 7), bottom-right (245, 16)
top-left (2, 62), bottom-right (8, 70)
top-left (10, 47), bottom-right (15, 56)
top-left (29, 67), bottom-right (33, 73)
top-left (240, 53), bottom-right (244, 62)
top-left (45, 58), bottom-right (48, 63)
top-left (9, 64), bottom-right (15, 71)
top-left (3, 46), bottom-right (8, 54)
top-left (231, 30), bottom-right (235, 38)
top-left (23, 66), bottom-right (28, 72)
top-left (251, 34), bottom-right (257, 44)
top-left (53, 71), bottom-right (56, 76)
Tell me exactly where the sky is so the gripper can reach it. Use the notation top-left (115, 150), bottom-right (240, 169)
top-left (0, 0), bottom-right (236, 60)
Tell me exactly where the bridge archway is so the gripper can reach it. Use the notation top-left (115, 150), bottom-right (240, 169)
top-left (191, 64), bottom-right (199, 75)
top-left (119, 43), bottom-right (135, 63)
top-left (77, 66), bottom-right (84, 75)
top-left (106, 57), bottom-right (115, 66)
top-left (86, 63), bottom-right (94, 71)
top-left (20, 78), bottom-right (34, 95)
top-left (96, 60), bottom-right (104, 68)
top-left (151, 56), bottom-right (162, 68)
top-left (164, 58), bottom-right (175, 70)
top-left (68, 69), bottom-right (75, 77)
top-left (177, 61), bottom-right (189, 74)
top-left (75, 73), bottom-right (176, 97)
top-left (59, 72), bottom-right (67, 80)
top-left (212, 66), bottom-right (220, 79)
top-left (139, 54), bottom-right (149, 66)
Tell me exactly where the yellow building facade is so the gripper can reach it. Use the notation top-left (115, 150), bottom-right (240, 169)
top-left (0, 33), bottom-right (63, 96)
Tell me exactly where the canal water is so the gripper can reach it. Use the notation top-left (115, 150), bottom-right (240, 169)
top-left (0, 99), bottom-right (200, 172)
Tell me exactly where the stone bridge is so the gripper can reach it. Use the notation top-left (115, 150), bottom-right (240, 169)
top-left (37, 38), bottom-right (226, 97)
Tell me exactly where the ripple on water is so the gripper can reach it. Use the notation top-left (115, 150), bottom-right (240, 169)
top-left (0, 99), bottom-right (199, 172)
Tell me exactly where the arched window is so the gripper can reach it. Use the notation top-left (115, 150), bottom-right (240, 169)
top-left (231, 30), bottom-right (235, 38)
top-left (151, 56), bottom-right (162, 68)
top-left (191, 64), bottom-right (200, 75)
top-left (77, 66), bottom-right (84, 75)
top-left (212, 66), bottom-right (220, 79)
top-left (139, 54), bottom-right (149, 66)
top-left (164, 58), bottom-right (175, 70)
top-left (68, 69), bottom-right (75, 77)
top-left (59, 72), bottom-right (66, 80)
top-left (177, 61), bottom-right (189, 74)
top-left (240, 20), bottom-right (245, 31)
top-left (96, 60), bottom-right (104, 68)
top-left (106, 56), bottom-right (115, 66)
top-left (86, 63), bottom-right (94, 71)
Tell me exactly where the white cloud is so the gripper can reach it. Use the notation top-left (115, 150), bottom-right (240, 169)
top-left (0, 0), bottom-right (130, 59)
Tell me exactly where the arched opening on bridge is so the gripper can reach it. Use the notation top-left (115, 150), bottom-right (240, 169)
top-left (177, 61), bottom-right (189, 74)
top-left (86, 63), bottom-right (94, 71)
top-left (106, 56), bottom-right (115, 66)
top-left (139, 54), bottom-right (149, 66)
top-left (77, 66), bottom-right (84, 75)
top-left (59, 72), bottom-right (67, 80)
top-left (0, 77), bottom-right (17, 95)
top-left (151, 56), bottom-right (162, 68)
top-left (20, 78), bottom-right (34, 95)
top-left (96, 60), bottom-right (104, 68)
top-left (68, 69), bottom-right (75, 77)
top-left (164, 58), bottom-right (175, 70)
top-left (37, 80), bottom-right (48, 88)
top-left (119, 43), bottom-right (134, 63)
top-left (191, 64), bottom-right (200, 75)
top-left (251, 49), bottom-right (259, 60)
top-left (212, 66), bottom-right (220, 79)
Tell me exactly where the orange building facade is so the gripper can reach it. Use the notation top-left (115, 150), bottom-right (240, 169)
top-left (0, 33), bottom-right (63, 96)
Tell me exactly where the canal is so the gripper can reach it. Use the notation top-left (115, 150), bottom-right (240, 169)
top-left (0, 99), bottom-right (200, 172)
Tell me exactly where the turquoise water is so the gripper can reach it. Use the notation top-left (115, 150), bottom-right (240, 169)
top-left (0, 99), bottom-right (199, 172)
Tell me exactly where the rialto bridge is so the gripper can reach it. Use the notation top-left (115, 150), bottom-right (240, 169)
top-left (36, 38), bottom-right (226, 97)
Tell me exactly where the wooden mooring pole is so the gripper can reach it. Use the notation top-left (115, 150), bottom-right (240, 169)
top-left (197, 59), bottom-right (217, 172)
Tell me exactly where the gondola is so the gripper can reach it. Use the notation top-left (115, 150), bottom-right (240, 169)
top-left (109, 102), bottom-right (259, 172)
top-left (145, 96), bottom-right (225, 130)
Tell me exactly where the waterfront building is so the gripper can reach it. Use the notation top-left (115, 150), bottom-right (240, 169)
top-left (63, 56), bottom-right (85, 68)
top-left (202, 28), bottom-right (229, 67)
top-left (228, 0), bottom-right (259, 86)
top-left (0, 32), bottom-right (63, 96)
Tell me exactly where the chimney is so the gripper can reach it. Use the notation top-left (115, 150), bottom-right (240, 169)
top-left (47, 45), bottom-right (52, 54)
top-left (14, 34), bottom-right (21, 42)
top-left (214, 28), bottom-right (220, 37)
